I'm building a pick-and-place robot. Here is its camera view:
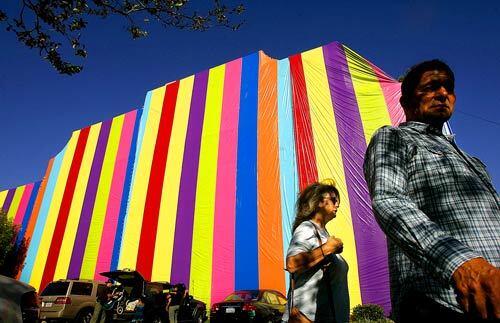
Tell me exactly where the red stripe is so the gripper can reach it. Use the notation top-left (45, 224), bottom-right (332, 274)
top-left (136, 81), bottom-right (180, 280)
top-left (289, 54), bottom-right (318, 190)
top-left (40, 127), bottom-right (91, 290)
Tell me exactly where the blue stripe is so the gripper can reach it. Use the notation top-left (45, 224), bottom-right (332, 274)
top-left (111, 108), bottom-right (144, 270)
top-left (17, 181), bottom-right (41, 245)
top-left (277, 58), bottom-right (298, 292)
top-left (21, 147), bottom-right (67, 283)
top-left (235, 53), bottom-right (259, 289)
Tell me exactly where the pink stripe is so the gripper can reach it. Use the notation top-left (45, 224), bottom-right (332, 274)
top-left (94, 110), bottom-right (137, 280)
top-left (369, 62), bottom-right (406, 126)
top-left (13, 184), bottom-right (34, 226)
top-left (211, 59), bottom-right (242, 304)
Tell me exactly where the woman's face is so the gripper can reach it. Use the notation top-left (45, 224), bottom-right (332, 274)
top-left (318, 192), bottom-right (340, 222)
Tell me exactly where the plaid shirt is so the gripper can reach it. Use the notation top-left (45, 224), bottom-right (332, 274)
top-left (363, 121), bottom-right (500, 319)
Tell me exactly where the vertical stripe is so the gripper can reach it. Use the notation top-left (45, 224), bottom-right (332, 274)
top-left (111, 109), bottom-right (143, 270)
top-left (14, 184), bottom-right (33, 225)
top-left (235, 53), bottom-right (259, 290)
top-left (323, 42), bottom-right (390, 311)
top-left (301, 47), bottom-right (362, 307)
top-left (95, 110), bottom-right (137, 280)
top-left (137, 82), bottom-right (179, 280)
top-left (257, 52), bottom-right (285, 293)
top-left (277, 58), bottom-right (298, 293)
top-left (23, 159), bottom-right (54, 249)
top-left (171, 70), bottom-right (209, 286)
top-left (368, 62), bottom-right (405, 126)
top-left (7, 186), bottom-right (26, 221)
top-left (1, 189), bottom-right (15, 212)
top-left (40, 127), bottom-right (91, 290)
top-left (119, 88), bottom-right (165, 270)
top-left (21, 155), bottom-right (58, 283)
top-left (80, 115), bottom-right (124, 279)
top-left (68, 120), bottom-right (112, 278)
top-left (0, 190), bottom-right (8, 210)
top-left (289, 54), bottom-right (318, 190)
top-left (152, 76), bottom-right (195, 282)
top-left (190, 64), bottom-right (225, 304)
top-left (344, 45), bottom-right (393, 143)
top-left (29, 131), bottom-right (79, 289)
top-left (211, 59), bottom-right (241, 303)
top-left (18, 181), bottom-right (41, 244)
top-left (54, 124), bottom-right (101, 280)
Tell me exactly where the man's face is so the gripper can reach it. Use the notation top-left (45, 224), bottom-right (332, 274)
top-left (408, 70), bottom-right (456, 125)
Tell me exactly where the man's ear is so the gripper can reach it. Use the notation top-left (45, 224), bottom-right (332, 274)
top-left (399, 95), bottom-right (407, 109)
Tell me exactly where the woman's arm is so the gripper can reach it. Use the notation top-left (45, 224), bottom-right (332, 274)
top-left (286, 236), bottom-right (343, 274)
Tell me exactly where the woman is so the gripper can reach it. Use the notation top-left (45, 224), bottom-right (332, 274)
top-left (284, 181), bottom-right (350, 322)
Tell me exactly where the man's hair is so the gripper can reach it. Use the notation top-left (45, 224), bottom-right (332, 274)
top-left (400, 59), bottom-right (454, 109)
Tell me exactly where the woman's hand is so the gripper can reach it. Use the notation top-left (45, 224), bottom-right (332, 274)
top-left (324, 236), bottom-right (343, 254)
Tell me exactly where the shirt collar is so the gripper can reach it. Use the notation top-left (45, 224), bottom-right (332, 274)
top-left (399, 121), bottom-right (456, 141)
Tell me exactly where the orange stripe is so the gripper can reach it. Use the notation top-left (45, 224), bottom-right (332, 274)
top-left (257, 52), bottom-right (285, 294)
top-left (24, 158), bottom-right (55, 244)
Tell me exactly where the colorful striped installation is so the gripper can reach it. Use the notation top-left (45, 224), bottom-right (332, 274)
top-left (2, 41), bottom-right (408, 313)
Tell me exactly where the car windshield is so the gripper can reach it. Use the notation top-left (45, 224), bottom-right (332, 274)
top-left (224, 291), bottom-right (259, 301)
top-left (41, 282), bottom-right (70, 296)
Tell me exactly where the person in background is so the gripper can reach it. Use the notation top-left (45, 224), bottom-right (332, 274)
top-left (90, 279), bottom-right (114, 323)
top-left (364, 59), bottom-right (500, 322)
top-left (283, 181), bottom-right (350, 322)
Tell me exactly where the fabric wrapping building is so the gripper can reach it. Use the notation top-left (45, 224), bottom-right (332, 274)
top-left (0, 41), bottom-right (411, 313)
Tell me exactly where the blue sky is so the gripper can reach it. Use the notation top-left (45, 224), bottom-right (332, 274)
top-left (1, 0), bottom-right (499, 191)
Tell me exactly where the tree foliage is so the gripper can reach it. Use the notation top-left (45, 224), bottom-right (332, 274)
top-left (0, 0), bottom-right (245, 75)
top-left (350, 304), bottom-right (393, 323)
top-left (0, 210), bottom-right (29, 278)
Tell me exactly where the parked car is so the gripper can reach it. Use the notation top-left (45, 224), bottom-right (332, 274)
top-left (38, 279), bottom-right (105, 323)
top-left (0, 274), bottom-right (39, 323)
top-left (210, 290), bottom-right (286, 322)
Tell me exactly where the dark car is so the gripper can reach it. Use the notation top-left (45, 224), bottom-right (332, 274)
top-left (0, 274), bottom-right (39, 323)
top-left (210, 290), bottom-right (287, 322)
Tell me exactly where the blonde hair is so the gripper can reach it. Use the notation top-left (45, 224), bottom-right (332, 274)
top-left (292, 180), bottom-right (340, 232)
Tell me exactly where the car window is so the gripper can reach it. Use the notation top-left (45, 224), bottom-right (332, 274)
top-left (41, 282), bottom-right (69, 296)
top-left (261, 291), bottom-right (279, 304)
top-left (97, 284), bottom-right (106, 296)
top-left (224, 291), bottom-right (259, 301)
top-left (71, 282), bottom-right (93, 296)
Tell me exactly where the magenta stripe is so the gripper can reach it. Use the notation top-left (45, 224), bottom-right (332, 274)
top-left (68, 119), bottom-right (112, 279)
top-left (211, 59), bottom-right (242, 303)
top-left (170, 70), bottom-right (209, 286)
top-left (2, 189), bottom-right (15, 212)
top-left (14, 183), bottom-right (34, 225)
top-left (369, 62), bottom-right (406, 126)
top-left (323, 42), bottom-right (391, 312)
top-left (94, 111), bottom-right (137, 280)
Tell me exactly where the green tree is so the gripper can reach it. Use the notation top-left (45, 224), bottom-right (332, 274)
top-left (0, 210), bottom-right (28, 278)
top-left (0, 0), bottom-right (245, 75)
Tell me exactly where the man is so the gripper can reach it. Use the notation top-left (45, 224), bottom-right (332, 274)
top-left (90, 279), bottom-right (114, 323)
top-left (363, 60), bottom-right (500, 322)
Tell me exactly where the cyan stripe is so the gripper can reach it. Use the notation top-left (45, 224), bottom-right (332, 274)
top-left (235, 53), bottom-right (259, 289)
top-left (21, 146), bottom-right (67, 283)
top-left (277, 58), bottom-right (298, 292)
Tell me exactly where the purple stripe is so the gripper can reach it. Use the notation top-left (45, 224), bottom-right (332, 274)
top-left (323, 43), bottom-right (391, 312)
top-left (67, 119), bottom-right (112, 279)
top-left (170, 70), bottom-right (209, 286)
top-left (2, 189), bottom-right (16, 212)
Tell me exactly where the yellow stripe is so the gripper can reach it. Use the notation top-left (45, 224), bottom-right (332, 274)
top-left (80, 115), bottom-right (124, 278)
top-left (301, 47), bottom-right (362, 308)
top-left (30, 131), bottom-right (80, 290)
top-left (152, 76), bottom-right (195, 281)
top-left (343, 45), bottom-right (392, 144)
top-left (119, 86), bottom-right (165, 269)
top-left (0, 190), bottom-right (8, 210)
top-left (7, 185), bottom-right (26, 220)
top-left (54, 124), bottom-right (102, 280)
top-left (189, 64), bottom-right (225, 305)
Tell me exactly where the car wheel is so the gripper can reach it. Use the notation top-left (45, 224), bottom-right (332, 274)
top-left (75, 308), bottom-right (93, 323)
